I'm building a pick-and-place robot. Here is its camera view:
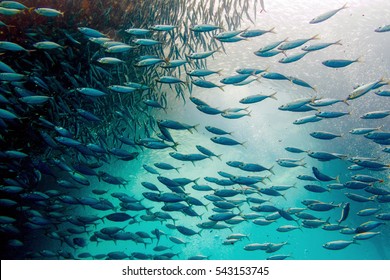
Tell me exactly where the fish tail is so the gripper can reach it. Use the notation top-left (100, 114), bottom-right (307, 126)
top-left (240, 141), bottom-right (247, 149)
top-left (268, 165), bottom-right (275, 175)
top-left (216, 154), bottom-right (223, 161)
top-left (171, 145), bottom-right (178, 152)
top-left (218, 85), bottom-right (225, 91)
top-left (356, 56), bottom-right (364, 63)
top-left (216, 69), bottom-right (223, 76)
top-left (192, 124), bottom-right (199, 133)
top-left (312, 34), bottom-right (320, 40)
top-left (352, 239), bottom-right (360, 245)
top-left (335, 175), bottom-right (340, 183)
top-left (215, 46), bottom-right (223, 54)
top-left (342, 99), bottom-right (350, 106)
top-left (334, 39), bottom-right (343, 46)
top-left (268, 27), bottom-right (276, 33)
top-left (255, 76), bottom-right (262, 83)
top-left (341, 2), bottom-right (348, 9)
top-left (175, 167), bottom-right (181, 173)
top-left (269, 92), bottom-right (278, 100)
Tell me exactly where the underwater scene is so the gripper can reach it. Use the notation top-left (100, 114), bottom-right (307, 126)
top-left (0, 0), bottom-right (389, 260)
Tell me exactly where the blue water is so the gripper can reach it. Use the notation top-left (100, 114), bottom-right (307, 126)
top-left (1, 0), bottom-right (389, 260)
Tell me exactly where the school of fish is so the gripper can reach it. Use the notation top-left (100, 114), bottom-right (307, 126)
top-left (0, 0), bottom-right (389, 260)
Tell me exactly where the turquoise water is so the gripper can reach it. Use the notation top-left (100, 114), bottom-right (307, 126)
top-left (81, 0), bottom-right (389, 259)
top-left (1, 0), bottom-right (389, 260)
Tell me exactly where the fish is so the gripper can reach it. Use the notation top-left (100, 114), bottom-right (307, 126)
top-left (349, 126), bottom-right (383, 135)
top-left (355, 221), bottom-right (385, 233)
top-left (254, 49), bottom-right (284, 57)
top-left (310, 131), bottom-right (342, 140)
top-left (210, 136), bottom-right (245, 146)
top-left (175, 225), bottom-right (201, 236)
top-left (190, 24), bottom-right (222, 32)
top-left (278, 35), bottom-right (319, 51)
top-left (209, 213), bottom-right (238, 222)
top-left (33, 41), bottom-right (63, 50)
top-left (347, 78), bottom-right (389, 100)
top-left (338, 203), bottom-right (350, 224)
top-left (238, 163), bottom-right (274, 174)
top-left (302, 40), bottom-right (342, 51)
top-left (244, 242), bottom-right (271, 251)
top-left (277, 225), bottom-right (301, 232)
top-left (375, 25), bottom-right (390, 32)
top-left (266, 254), bottom-right (291, 260)
top-left (196, 145), bottom-right (222, 160)
top-left (322, 58), bottom-right (361, 68)
top-left (156, 76), bottom-right (185, 84)
top-left (241, 27), bottom-right (275, 38)
top-left (310, 3), bottom-right (348, 24)
top-left (154, 162), bottom-right (181, 173)
top-left (276, 159), bottom-right (306, 168)
top-left (361, 110), bottom-right (390, 119)
top-left (214, 29), bottom-right (246, 39)
top-left (187, 68), bottom-right (222, 77)
top-left (186, 48), bottom-right (221, 60)
top-left (323, 240), bottom-right (356, 250)
top-left (35, 8), bottom-right (64, 17)
top-left (357, 208), bottom-right (381, 217)
top-left (239, 92), bottom-right (277, 104)
top-left (376, 213), bottom-right (390, 221)
top-left (307, 202), bottom-right (341, 211)
top-left (353, 232), bottom-right (381, 240)
top-left (293, 115), bottom-right (322, 125)
top-left (125, 28), bottom-right (151, 35)
top-left (351, 175), bottom-right (383, 183)
top-left (192, 79), bottom-right (224, 90)
top-left (316, 111), bottom-right (350, 118)
top-left (220, 74), bottom-right (253, 85)
top-left (345, 193), bottom-right (375, 203)
top-left (312, 167), bottom-right (339, 182)
top-left (311, 98), bottom-right (348, 107)
top-left (307, 151), bottom-right (347, 161)
top-left (279, 52), bottom-right (309, 63)
top-left (158, 120), bottom-right (198, 132)
top-left (322, 224), bottom-right (347, 231)
top-left (304, 185), bottom-right (329, 193)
